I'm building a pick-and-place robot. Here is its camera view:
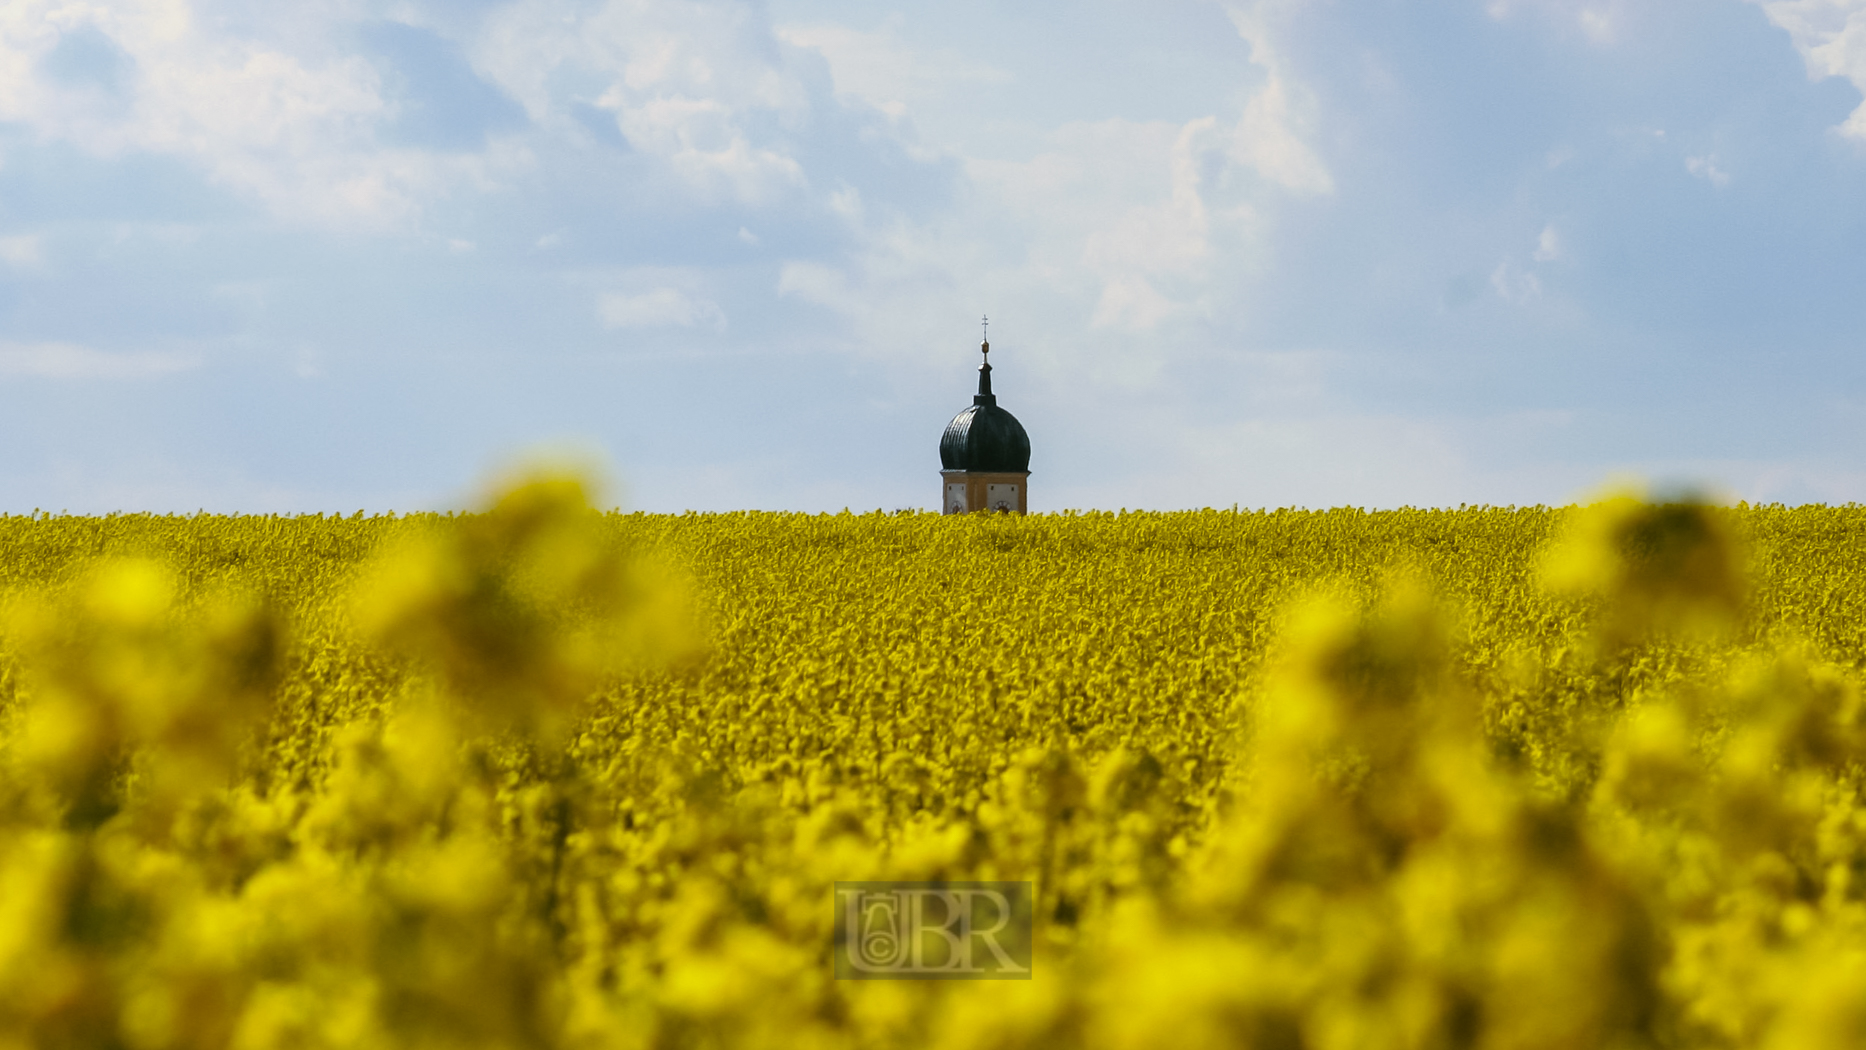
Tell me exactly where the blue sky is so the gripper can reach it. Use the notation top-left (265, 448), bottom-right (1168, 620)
top-left (2, 0), bottom-right (1865, 512)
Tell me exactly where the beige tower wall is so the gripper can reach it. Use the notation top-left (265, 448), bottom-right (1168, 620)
top-left (940, 471), bottom-right (1030, 514)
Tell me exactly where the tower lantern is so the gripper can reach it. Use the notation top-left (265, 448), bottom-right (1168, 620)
top-left (939, 320), bottom-right (1031, 513)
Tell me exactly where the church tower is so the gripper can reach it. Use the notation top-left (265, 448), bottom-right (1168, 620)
top-left (940, 322), bottom-right (1031, 514)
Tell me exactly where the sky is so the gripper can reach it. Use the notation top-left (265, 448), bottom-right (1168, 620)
top-left (3, 0), bottom-right (1866, 513)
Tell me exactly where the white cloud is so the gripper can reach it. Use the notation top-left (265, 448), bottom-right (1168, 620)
top-left (1483, 0), bottom-right (1630, 44)
top-left (476, 0), bottom-right (812, 204)
top-left (0, 2), bottom-right (477, 226)
top-left (1223, 70), bottom-right (1334, 196)
top-left (598, 91), bottom-right (804, 203)
top-left (1491, 260), bottom-right (1543, 302)
top-left (1755, 0), bottom-right (1866, 139)
top-left (597, 287), bottom-right (725, 330)
top-left (1091, 275), bottom-right (1181, 330)
top-left (774, 20), bottom-right (1009, 120)
top-left (970, 117), bottom-right (1219, 328)
top-left (1686, 153), bottom-right (1731, 186)
top-left (775, 261), bottom-right (854, 313)
top-left (1223, 4), bottom-right (1335, 195)
top-left (1578, 8), bottom-right (1621, 43)
top-left (1533, 224), bottom-right (1562, 261)
top-left (776, 115), bottom-right (1222, 357)
top-left (774, 7), bottom-right (1335, 369)
top-left (0, 0), bottom-right (834, 224)
top-left (0, 342), bottom-right (201, 379)
top-left (0, 235), bottom-right (40, 266)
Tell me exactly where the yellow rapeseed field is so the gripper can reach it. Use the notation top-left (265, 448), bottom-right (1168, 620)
top-left (3, 470), bottom-right (1866, 1049)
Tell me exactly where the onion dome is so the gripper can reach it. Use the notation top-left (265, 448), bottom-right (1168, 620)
top-left (940, 338), bottom-right (1030, 472)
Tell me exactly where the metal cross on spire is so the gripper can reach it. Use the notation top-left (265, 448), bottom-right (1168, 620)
top-left (981, 314), bottom-right (990, 359)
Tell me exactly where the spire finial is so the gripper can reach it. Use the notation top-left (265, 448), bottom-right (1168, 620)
top-left (974, 316), bottom-right (996, 405)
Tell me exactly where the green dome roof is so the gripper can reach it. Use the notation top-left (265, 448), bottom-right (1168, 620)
top-left (940, 345), bottom-right (1030, 473)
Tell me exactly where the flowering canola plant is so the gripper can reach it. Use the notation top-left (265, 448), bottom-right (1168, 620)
top-left (0, 473), bottom-right (1864, 1048)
